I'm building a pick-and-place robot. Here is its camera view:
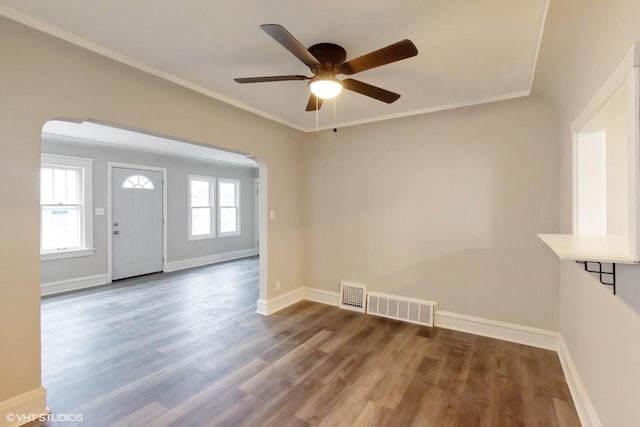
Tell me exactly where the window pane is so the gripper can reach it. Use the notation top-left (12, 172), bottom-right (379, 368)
top-left (123, 175), bottom-right (154, 189)
top-left (46, 167), bottom-right (80, 204)
top-left (191, 180), bottom-right (210, 207)
top-left (220, 182), bottom-right (236, 206)
top-left (53, 168), bottom-right (67, 203)
top-left (191, 207), bottom-right (211, 235)
top-left (220, 207), bottom-right (237, 233)
top-left (41, 206), bottom-right (81, 250)
top-left (66, 169), bottom-right (79, 204)
top-left (41, 168), bottom-right (53, 204)
top-left (141, 177), bottom-right (154, 189)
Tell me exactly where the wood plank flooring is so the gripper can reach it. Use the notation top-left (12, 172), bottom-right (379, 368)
top-left (32, 257), bottom-right (580, 426)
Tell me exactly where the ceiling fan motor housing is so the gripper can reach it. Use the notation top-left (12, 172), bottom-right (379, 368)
top-left (308, 43), bottom-right (347, 71)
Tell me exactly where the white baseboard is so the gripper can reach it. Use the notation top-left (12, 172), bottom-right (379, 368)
top-left (256, 288), bottom-right (304, 315)
top-left (0, 387), bottom-right (47, 427)
top-left (557, 336), bottom-right (602, 427)
top-left (165, 248), bottom-right (257, 273)
top-left (41, 248), bottom-right (257, 296)
top-left (300, 287), bottom-right (558, 350)
top-left (434, 310), bottom-right (559, 351)
top-left (254, 287), bottom-right (342, 315)
top-left (303, 287), bottom-right (340, 306)
top-left (41, 274), bottom-right (110, 297)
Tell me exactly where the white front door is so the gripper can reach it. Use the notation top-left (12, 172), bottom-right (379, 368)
top-left (112, 167), bottom-right (163, 280)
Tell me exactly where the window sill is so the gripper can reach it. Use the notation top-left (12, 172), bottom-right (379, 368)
top-left (537, 234), bottom-right (639, 264)
top-left (41, 248), bottom-right (95, 261)
top-left (188, 234), bottom-right (216, 241)
top-left (218, 232), bottom-right (241, 238)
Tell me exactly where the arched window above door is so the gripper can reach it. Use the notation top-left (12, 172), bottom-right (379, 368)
top-left (122, 175), bottom-right (154, 189)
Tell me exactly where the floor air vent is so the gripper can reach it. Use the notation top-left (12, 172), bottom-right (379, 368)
top-left (340, 281), bottom-right (367, 313)
top-left (367, 292), bottom-right (435, 327)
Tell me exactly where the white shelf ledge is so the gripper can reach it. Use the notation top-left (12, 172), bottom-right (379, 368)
top-left (537, 234), bottom-right (639, 264)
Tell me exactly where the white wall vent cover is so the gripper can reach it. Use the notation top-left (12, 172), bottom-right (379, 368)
top-left (367, 292), bottom-right (436, 327)
top-left (339, 281), bottom-right (367, 313)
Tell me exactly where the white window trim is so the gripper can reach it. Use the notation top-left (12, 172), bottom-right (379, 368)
top-left (188, 174), bottom-right (216, 240)
top-left (217, 178), bottom-right (241, 238)
top-left (40, 153), bottom-right (95, 261)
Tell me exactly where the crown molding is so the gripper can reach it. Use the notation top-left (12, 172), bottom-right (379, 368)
top-left (0, 6), bottom-right (307, 132)
top-left (2, 5), bottom-right (541, 134)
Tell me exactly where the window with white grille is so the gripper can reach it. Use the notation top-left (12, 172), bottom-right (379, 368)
top-left (40, 153), bottom-right (94, 260)
top-left (218, 178), bottom-right (240, 237)
top-left (188, 175), bottom-right (216, 240)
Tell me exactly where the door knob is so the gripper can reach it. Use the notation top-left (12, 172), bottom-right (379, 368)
top-left (113, 230), bottom-right (120, 235)
top-left (113, 222), bottom-right (119, 227)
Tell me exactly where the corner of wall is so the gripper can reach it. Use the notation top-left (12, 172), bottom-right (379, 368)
top-left (557, 335), bottom-right (602, 427)
top-left (0, 387), bottom-right (47, 427)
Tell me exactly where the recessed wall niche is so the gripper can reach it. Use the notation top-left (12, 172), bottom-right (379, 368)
top-left (539, 43), bottom-right (640, 284)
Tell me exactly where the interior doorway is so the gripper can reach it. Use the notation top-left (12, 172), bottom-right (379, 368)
top-left (39, 119), bottom-right (267, 299)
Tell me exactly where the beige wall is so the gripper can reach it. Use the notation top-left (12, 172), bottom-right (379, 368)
top-left (0, 18), bottom-right (306, 402)
top-left (304, 96), bottom-right (561, 330)
top-left (534, 0), bottom-right (640, 424)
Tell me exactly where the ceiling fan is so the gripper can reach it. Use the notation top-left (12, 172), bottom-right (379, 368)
top-left (234, 24), bottom-right (419, 111)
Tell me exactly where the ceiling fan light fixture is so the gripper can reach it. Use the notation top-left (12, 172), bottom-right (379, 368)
top-left (309, 75), bottom-right (343, 99)
top-left (235, 25), bottom-right (418, 110)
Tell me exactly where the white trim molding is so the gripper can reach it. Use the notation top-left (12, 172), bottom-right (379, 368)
top-left (0, 6), bottom-right (305, 132)
top-left (0, 387), bottom-right (47, 427)
top-left (256, 288), bottom-right (304, 316)
top-left (572, 42), bottom-right (640, 133)
top-left (42, 248), bottom-right (258, 295)
top-left (41, 274), bottom-right (110, 296)
top-left (40, 247), bottom-right (95, 261)
top-left (40, 274), bottom-right (111, 296)
top-left (434, 310), bottom-right (558, 351)
top-left (255, 287), bottom-right (339, 316)
top-left (311, 90), bottom-right (530, 133)
top-left (303, 287), bottom-right (340, 307)
top-left (528, 0), bottom-right (551, 92)
top-left (298, 287), bottom-right (558, 350)
top-left (557, 336), bottom-right (602, 427)
top-left (164, 248), bottom-right (257, 273)
top-left (0, 6), bottom-right (543, 134)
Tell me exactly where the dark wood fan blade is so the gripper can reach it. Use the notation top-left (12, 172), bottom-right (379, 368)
top-left (339, 39), bottom-right (418, 75)
top-left (342, 79), bottom-right (401, 103)
top-left (305, 94), bottom-right (323, 111)
top-left (261, 24), bottom-right (321, 69)
top-left (234, 75), bottom-right (309, 83)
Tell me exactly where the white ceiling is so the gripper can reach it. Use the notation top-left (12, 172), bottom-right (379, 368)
top-left (1, 0), bottom-right (548, 132)
top-left (43, 120), bottom-right (257, 167)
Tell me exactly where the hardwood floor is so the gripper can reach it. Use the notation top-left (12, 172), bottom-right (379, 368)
top-left (33, 257), bottom-right (580, 426)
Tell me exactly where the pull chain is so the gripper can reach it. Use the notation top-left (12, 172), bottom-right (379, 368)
top-left (315, 96), bottom-right (319, 136)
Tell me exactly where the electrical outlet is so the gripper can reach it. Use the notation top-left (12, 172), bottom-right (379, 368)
top-left (270, 210), bottom-right (276, 220)
top-left (275, 280), bottom-right (281, 290)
